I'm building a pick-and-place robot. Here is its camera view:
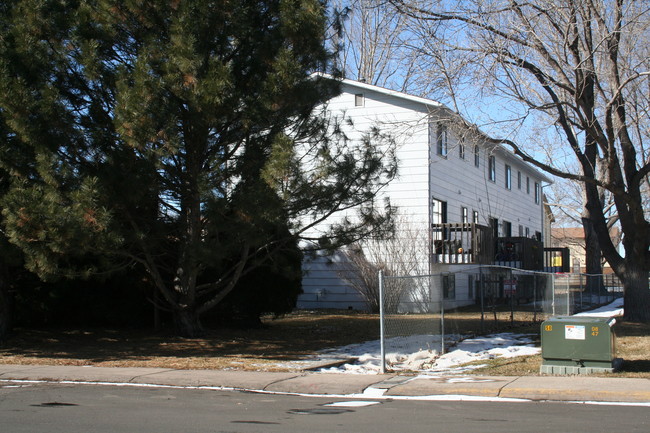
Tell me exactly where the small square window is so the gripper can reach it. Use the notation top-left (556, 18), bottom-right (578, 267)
top-left (355, 93), bottom-right (364, 106)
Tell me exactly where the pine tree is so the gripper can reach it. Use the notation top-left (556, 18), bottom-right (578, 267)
top-left (0, 0), bottom-right (396, 336)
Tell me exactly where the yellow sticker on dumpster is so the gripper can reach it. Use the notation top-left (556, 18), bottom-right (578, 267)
top-left (565, 325), bottom-right (586, 340)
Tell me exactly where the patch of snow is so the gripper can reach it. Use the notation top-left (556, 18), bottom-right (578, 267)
top-left (325, 401), bottom-right (381, 407)
top-left (315, 298), bottom-right (624, 374)
top-left (574, 298), bottom-right (624, 317)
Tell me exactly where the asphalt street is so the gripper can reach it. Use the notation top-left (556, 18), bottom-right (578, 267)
top-left (1, 382), bottom-right (649, 433)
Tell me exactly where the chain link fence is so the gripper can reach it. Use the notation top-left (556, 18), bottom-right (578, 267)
top-left (378, 266), bottom-right (623, 373)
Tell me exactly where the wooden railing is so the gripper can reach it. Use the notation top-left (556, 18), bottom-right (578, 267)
top-left (431, 223), bottom-right (494, 265)
top-left (494, 237), bottom-right (544, 270)
top-left (431, 225), bottom-right (544, 270)
top-left (543, 247), bottom-right (571, 273)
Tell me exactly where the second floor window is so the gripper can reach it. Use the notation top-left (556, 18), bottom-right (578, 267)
top-left (461, 206), bottom-right (468, 223)
top-left (535, 182), bottom-right (540, 204)
top-left (474, 145), bottom-right (480, 167)
top-left (505, 165), bottom-right (512, 189)
top-left (459, 138), bottom-right (465, 159)
top-left (437, 124), bottom-right (448, 157)
top-left (473, 210), bottom-right (479, 223)
top-left (488, 155), bottom-right (496, 182)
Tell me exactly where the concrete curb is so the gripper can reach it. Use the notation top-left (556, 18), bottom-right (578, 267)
top-left (1, 364), bottom-right (649, 403)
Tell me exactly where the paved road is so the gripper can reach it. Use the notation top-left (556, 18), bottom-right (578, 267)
top-left (1, 382), bottom-right (648, 433)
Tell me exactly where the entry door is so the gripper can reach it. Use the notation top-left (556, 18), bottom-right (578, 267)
top-left (432, 198), bottom-right (448, 250)
top-left (432, 198), bottom-right (447, 225)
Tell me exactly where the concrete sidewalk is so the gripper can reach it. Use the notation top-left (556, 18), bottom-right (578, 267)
top-left (1, 364), bottom-right (649, 404)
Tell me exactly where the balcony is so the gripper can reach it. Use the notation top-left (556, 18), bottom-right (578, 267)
top-left (431, 223), bottom-right (494, 265)
top-left (494, 236), bottom-right (543, 270)
top-left (432, 224), bottom-right (544, 270)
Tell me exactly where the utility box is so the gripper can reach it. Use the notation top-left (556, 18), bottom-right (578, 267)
top-left (540, 316), bottom-right (621, 374)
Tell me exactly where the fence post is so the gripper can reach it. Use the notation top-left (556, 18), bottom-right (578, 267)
top-left (509, 268), bottom-right (514, 326)
top-left (551, 273), bottom-right (556, 316)
top-left (478, 266), bottom-right (485, 332)
top-left (565, 276), bottom-right (573, 316)
top-left (440, 274), bottom-right (445, 355)
top-left (533, 272), bottom-right (537, 322)
top-left (379, 270), bottom-right (385, 374)
top-left (579, 273), bottom-right (583, 311)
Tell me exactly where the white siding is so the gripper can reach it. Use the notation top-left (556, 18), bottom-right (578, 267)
top-left (297, 79), bottom-right (548, 311)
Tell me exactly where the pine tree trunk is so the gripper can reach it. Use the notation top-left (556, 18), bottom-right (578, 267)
top-left (623, 263), bottom-right (650, 323)
top-left (174, 308), bottom-right (204, 338)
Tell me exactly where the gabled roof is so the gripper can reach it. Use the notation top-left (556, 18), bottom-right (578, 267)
top-left (315, 73), bottom-right (553, 184)
top-left (336, 75), bottom-right (444, 109)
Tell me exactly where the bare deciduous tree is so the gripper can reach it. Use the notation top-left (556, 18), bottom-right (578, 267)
top-left (332, 0), bottom-right (420, 91)
top-left (390, 0), bottom-right (650, 322)
top-left (339, 215), bottom-right (429, 313)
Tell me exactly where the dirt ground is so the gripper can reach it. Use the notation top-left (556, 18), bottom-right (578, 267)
top-left (1, 310), bottom-right (648, 377)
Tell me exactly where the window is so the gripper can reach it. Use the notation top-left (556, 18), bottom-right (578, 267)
top-left (472, 210), bottom-right (479, 223)
top-left (535, 182), bottom-right (540, 204)
top-left (503, 221), bottom-right (512, 237)
top-left (459, 138), bottom-right (465, 159)
top-left (489, 217), bottom-right (498, 238)
top-left (474, 145), bottom-right (480, 167)
top-left (432, 198), bottom-right (448, 249)
top-left (518, 225), bottom-right (524, 236)
top-left (517, 171), bottom-right (522, 189)
top-left (461, 206), bottom-right (468, 223)
top-left (432, 198), bottom-right (448, 225)
top-left (505, 164), bottom-right (512, 189)
top-left (437, 124), bottom-right (448, 157)
top-left (488, 155), bottom-right (496, 182)
top-left (354, 93), bottom-right (364, 106)
top-left (443, 274), bottom-right (456, 299)
top-left (526, 176), bottom-right (530, 194)
top-left (525, 227), bottom-right (530, 237)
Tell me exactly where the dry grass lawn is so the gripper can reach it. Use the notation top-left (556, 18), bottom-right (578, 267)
top-left (1, 310), bottom-right (648, 377)
top-left (0, 311), bottom-right (379, 372)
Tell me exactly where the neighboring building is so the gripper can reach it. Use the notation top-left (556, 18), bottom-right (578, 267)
top-left (297, 77), bottom-right (552, 310)
top-left (551, 227), bottom-right (622, 274)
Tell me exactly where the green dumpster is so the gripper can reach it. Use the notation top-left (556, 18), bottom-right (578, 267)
top-left (540, 316), bottom-right (622, 374)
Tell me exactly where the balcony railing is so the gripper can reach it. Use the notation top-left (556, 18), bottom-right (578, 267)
top-left (431, 223), bottom-right (493, 265)
top-left (494, 236), bottom-right (543, 270)
top-left (431, 224), bottom-right (544, 270)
